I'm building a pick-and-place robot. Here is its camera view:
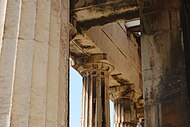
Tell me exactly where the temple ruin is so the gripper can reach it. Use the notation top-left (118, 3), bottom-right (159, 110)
top-left (0, 0), bottom-right (190, 127)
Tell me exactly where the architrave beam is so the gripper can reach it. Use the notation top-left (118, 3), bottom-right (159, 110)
top-left (71, 0), bottom-right (139, 28)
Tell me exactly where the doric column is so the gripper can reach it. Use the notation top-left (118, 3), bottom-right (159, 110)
top-left (140, 0), bottom-right (190, 126)
top-left (114, 99), bottom-right (137, 127)
top-left (80, 58), bottom-right (113, 127)
top-left (0, 0), bottom-right (69, 127)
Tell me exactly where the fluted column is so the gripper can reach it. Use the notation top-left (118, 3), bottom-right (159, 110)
top-left (0, 0), bottom-right (69, 127)
top-left (114, 99), bottom-right (137, 127)
top-left (81, 62), bottom-right (113, 127)
top-left (0, 0), bottom-right (21, 126)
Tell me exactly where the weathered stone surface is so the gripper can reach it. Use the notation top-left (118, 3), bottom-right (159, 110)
top-left (140, 0), bottom-right (190, 126)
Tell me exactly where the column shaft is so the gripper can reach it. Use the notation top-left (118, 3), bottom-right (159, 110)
top-left (140, 0), bottom-right (190, 126)
top-left (114, 100), bottom-right (137, 127)
top-left (0, 0), bottom-right (69, 127)
top-left (81, 70), bottom-right (110, 127)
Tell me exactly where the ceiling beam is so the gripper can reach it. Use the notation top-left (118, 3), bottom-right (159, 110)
top-left (71, 0), bottom-right (139, 28)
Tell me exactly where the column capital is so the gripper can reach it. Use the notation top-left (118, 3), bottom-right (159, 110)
top-left (83, 62), bottom-right (113, 73)
top-left (71, 53), bottom-right (114, 76)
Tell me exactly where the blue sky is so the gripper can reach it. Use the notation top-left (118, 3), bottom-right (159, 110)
top-left (70, 66), bottom-right (114, 127)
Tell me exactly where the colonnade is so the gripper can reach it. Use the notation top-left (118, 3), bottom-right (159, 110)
top-left (77, 54), bottom-right (141, 127)
top-left (1, 0), bottom-right (190, 127)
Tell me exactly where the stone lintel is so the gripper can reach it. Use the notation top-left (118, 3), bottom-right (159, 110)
top-left (71, 0), bottom-right (139, 28)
